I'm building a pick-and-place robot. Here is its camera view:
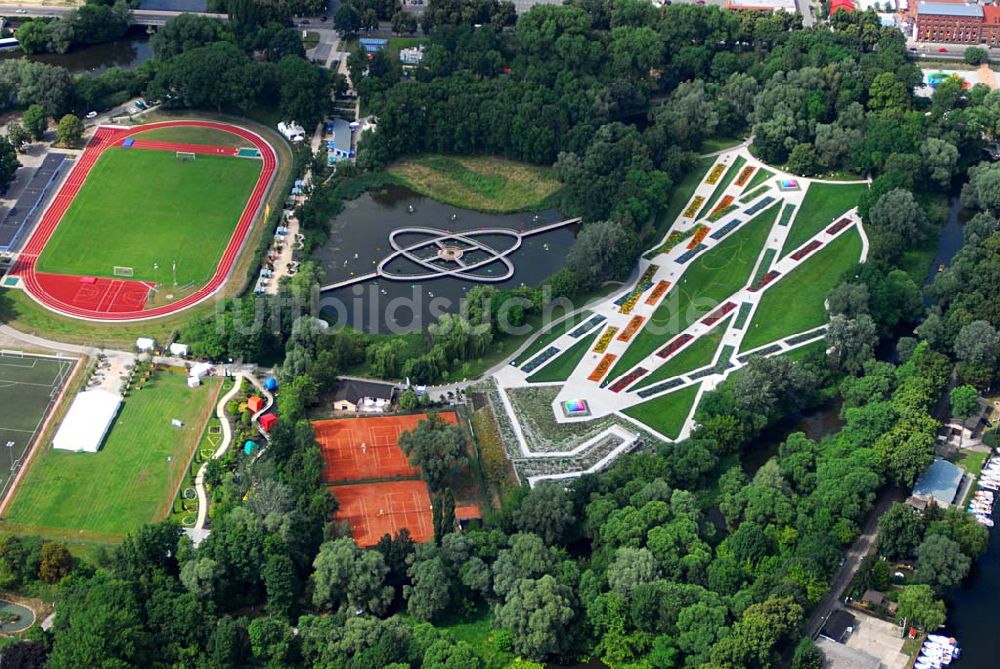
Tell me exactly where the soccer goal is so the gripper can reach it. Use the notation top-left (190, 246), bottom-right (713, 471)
top-left (114, 266), bottom-right (134, 277)
top-left (176, 151), bottom-right (196, 163)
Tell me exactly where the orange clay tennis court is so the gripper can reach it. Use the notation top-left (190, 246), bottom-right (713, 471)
top-left (331, 480), bottom-right (434, 547)
top-left (314, 412), bottom-right (458, 482)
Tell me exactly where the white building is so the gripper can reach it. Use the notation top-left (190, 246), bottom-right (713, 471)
top-left (278, 121), bottom-right (306, 143)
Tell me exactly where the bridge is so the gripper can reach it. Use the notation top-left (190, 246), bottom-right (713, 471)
top-left (319, 217), bottom-right (582, 293)
top-left (0, 5), bottom-right (227, 27)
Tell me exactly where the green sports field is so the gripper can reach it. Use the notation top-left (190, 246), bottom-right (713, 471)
top-left (1, 369), bottom-right (219, 542)
top-left (35, 148), bottom-right (262, 286)
top-left (0, 353), bottom-right (74, 502)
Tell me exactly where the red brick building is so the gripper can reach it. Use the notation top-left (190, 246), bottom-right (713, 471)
top-left (916, 1), bottom-right (983, 43)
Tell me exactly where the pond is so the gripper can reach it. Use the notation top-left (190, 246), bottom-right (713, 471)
top-left (0, 30), bottom-right (153, 76)
top-left (741, 398), bottom-right (845, 476)
top-left (315, 184), bottom-right (579, 333)
top-left (0, 600), bottom-right (34, 633)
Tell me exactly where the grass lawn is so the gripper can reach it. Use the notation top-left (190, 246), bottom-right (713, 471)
top-left (780, 182), bottom-right (868, 258)
top-left (386, 154), bottom-right (562, 213)
top-left (741, 228), bottom-right (863, 352)
top-left (526, 330), bottom-right (599, 382)
top-left (697, 156), bottom-right (746, 220)
top-left (1, 369), bottom-right (220, 542)
top-left (622, 383), bottom-right (701, 439)
top-left (782, 338), bottom-right (827, 364)
top-left (513, 311), bottom-right (591, 366)
top-left (36, 148), bottom-right (261, 286)
top-left (632, 319), bottom-right (728, 390)
top-left (128, 126), bottom-right (249, 148)
top-left (700, 136), bottom-right (744, 153)
top-left (745, 168), bottom-right (774, 191)
top-left (608, 202), bottom-right (778, 379)
top-left (409, 606), bottom-right (514, 669)
top-left (647, 157), bottom-right (714, 246)
top-left (302, 31), bottom-right (320, 50)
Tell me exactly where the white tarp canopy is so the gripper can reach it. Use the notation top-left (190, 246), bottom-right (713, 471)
top-left (136, 337), bottom-right (155, 352)
top-left (169, 343), bottom-right (189, 356)
top-left (52, 389), bottom-right (123, 453)
top-left (190, 362), bottom-right (212, 379)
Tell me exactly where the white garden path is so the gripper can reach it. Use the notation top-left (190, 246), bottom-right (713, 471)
top-left (493, 146), bottom-right (869, 485)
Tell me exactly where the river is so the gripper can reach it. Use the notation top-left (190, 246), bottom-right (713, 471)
top-left (0, 30), bottom-right (153, 76)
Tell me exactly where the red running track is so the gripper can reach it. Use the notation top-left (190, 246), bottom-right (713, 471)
top-left (12, 120), bottom-right (277, 321)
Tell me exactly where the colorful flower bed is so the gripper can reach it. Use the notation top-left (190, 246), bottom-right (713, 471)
top-left (734, 165), bottom-right (755, 187)
top-left (647, 230), bottom-right (693, 258)
top-left (701, 301), bottom-right (737, 326)
top-left (707, 196), bottom-right (735, 221)
top-left (616, 265), bottom-right (660, 314)
top-left (645, 280), bottom-right (671, 306)
top-left (790, 240), bottom-right (822, 261)
top-left (682, 196), bottom-right (705, 219)
top-left (826, 218), bottom-right (852, 235)
top-left (749, 270), bottom-right (781, 292)
top-left (656, 333), bottom-right (693, 359)
top-left (686, 224), bottom-right (710, 250)
top-left (594, 327), bottom-right (619, 353)
top-left (588, 354), bottom-right (617, 382)
top-left (609, 367), bottom-right (648, 393)
top-left (705, 163), bottom-right (726, 185)
top-left (617, 315), bottom-right (646, 342)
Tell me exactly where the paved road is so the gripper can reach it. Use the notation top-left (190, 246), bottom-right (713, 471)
top-left (0, 5), bottom-right (225, 24)
top-left (806, 489), bottom-right (904, 638)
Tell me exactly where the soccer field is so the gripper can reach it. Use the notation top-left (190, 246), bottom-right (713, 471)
top-left (0, 353), bottom-right (74, 503)
top-left (35, 148), bottom-right (262, 286)
top-left (1, 369), bottom-right (219, 541)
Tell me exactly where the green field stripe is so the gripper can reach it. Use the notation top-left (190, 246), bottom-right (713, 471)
top-left (744, 168), bottom-right (774, 191)
top-left (622, 383), bottom-right (700, 439)
top-left (778, 204), bottom-right (796, 226)
top-left (514, 311), bottom-right (591, 366)
top-left (739, 185), bottom-right (771, 204)
top-left (697, 156), bottom-right (747, 220)
top-left (734, 302), bottom-right (753, 330)
top-left (631, 318), bottom-right (730, 391)
top-left (779, 182), bottom-right (867, 258)
top-left (750, 248), bottom-right (777, 288)
top-left (526, 331), bottom-right (599, 383)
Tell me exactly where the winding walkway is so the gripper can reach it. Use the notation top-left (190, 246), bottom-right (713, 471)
top-left (193, 372), bottom-right (274, 530)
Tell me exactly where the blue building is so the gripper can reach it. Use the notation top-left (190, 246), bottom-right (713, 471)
top-left (329, 119), bottom-right (355, 163)
top-left (359, 38), bottom-right (388, 54)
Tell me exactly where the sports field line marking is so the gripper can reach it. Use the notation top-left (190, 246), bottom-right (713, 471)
top-left (0, 379), bottom-right (66, 389)
top-left (0, 427), bottom-right (39, 434)
top-left (0, 360), bottom-right (40, 370)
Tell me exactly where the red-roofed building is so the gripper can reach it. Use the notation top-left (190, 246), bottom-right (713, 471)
top-left (829, 0), bottom-right (855, 15)
top-left (984, 4), bottom-right (1000, 44)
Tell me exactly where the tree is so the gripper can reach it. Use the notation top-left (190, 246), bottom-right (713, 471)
top-left (606, 547), bottom-right (658, 596)
top-left (22, 104), bottom-right (47, 141)
top-left (920, 137), bottom-right (959, 188)
top-left (311, 538), bottom-right (393, 615)
top-left (866, 188), bottom-right (927, 261)
top-left (786, 142), bottom-right (820, 176)
top-left (563, 220), bottom-right (641, 291)
top-left (916, 534), bottom-right (971, 592)
top-left (55, 114), bottom-right (83, 147)
top-left (897, 584), bottom-right (946, 630)
top-left (404, 552), bottom-right (452, 621)
top-left (397, 414), bottom-right (468, 491)
top-left (876, 503), bottom-right (925, 560)
top-left (334, 4), bottom-right (363, 35)
top-left (38, 542), bottom-right (72, 583)
top-left (950, 385), bottom-right (980, 422)
top-left (0, 136), bottom-right (19, 190)
top-left (965, 46), bottom-right (989, 65)
top-left (513, 482), bottom-right (575, 545)
top-left (391, 11), bottom-right (418, 35)
top-left (496, 575), bottom-right (576, 660)
top-left (648, 79), bottom-right (718, 150)
top-left (6, 122), bottom-right (29, 151)
top-left (432, 489), bottom-right (455, 544)
top-left (791, 638), bottom-right (823, 669)
top-left (398, 388), bottom-right (418, 410)
top-left (151, 13), bottom-right (223, 59)
top-left (826, 315), bottom-right (878, 374)
top-left (954, 320), bottom-right (1000, 388)
top-left (826, 282), bottom-right (870, 320)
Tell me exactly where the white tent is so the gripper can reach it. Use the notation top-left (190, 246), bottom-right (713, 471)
top-left (136, 337), bottom-right (155, 352)
top-left (190, 362), bottom-right (212, 379)
top-left (52, 389), bottom-right (123, 453)
top-left (169, 343), bottom-right (189, 357)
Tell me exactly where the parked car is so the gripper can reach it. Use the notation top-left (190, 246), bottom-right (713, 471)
top-left (14, 8), bottom-right (27, 14)
top-left (85, 111), bottom-right (98, 119)
top-left (939, 47), bottom-right (948, 52)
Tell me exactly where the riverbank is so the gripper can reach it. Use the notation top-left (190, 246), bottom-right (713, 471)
top-left (386, 154), bottom-right (563, 213)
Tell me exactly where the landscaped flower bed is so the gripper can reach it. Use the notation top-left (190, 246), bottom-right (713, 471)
top-left (646, 230), bottom-right (693, 258)
top-left (683, 196), bottom-right (706, 218)
top-left (707, 196), bottom-right (735, 222)
top-left (826, 218), bottom-right (853, 235)
top-left (588, 354), bottom-right (617, 382)
top-left (645, 280), bottom-right (671, 305)
top-left (594, 327), bottom-right (619, 353)
top-left (705, 163), bottom-right (726, 185)
top-left (687, 224), bottom-right (710, 249)
top-left (701, 301), bottom-right (737, 326)
top-left (616, 265), bottom-right (660, 314)
top-left (609, 367), bottom-right (648, 393)
top-left (656, 333), bottom-right (693, 359)
top-left (790, 240), bottom-right (822, 261)
top-left (734, 165), bottom-right (755, 187)
top-left (749, 270), bottom-right (781, 292)
top-left (617, 315), bottom-right (646, 342)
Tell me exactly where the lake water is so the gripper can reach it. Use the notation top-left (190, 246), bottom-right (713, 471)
top-left (0, 30), bottom-right (153, 76)
top-left (314, 185), bottom-right (578, 333)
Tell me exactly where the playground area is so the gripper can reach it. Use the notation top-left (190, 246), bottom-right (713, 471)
top-left (331, 480), bottom-right (434, 547)
top-left (10, 120), bottom-right (277, 321)
top-left (490, 146), bottom-right (869, 484)
top-left (0, 352), bottom-right (75, 506)
top-left (315, 412), bottom-right (459, 482)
